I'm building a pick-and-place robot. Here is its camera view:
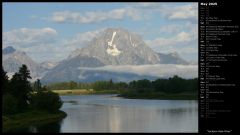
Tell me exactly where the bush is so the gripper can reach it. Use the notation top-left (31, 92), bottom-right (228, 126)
top-left (3, 94), bottom-right (18, 115)
top-left (30, 91), bottom-right (63, 113)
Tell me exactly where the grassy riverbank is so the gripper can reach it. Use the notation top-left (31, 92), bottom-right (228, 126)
top-left (52, 89), bottom-right (120, 95)
top-left (118, 91), bottom-right (197, 100)
top-left (2, 110), bottom-right (67, 132)
top-left (52, 89), bottom-right (197, 100)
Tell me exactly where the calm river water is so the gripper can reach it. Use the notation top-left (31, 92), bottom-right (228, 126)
top-left (13, 94), bottom-right (198, 133)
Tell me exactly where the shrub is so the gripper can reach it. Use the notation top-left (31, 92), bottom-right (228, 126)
top-left (30, 91), bottom-right (63, 113)
top-left (3, 94), bottom-right (18, 115)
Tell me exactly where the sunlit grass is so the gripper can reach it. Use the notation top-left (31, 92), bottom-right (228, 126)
top-left (51, 89), bottom-right (120, 95)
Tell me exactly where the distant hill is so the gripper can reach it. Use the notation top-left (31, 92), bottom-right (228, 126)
top-left (2, 46), bottom-right (47, 81)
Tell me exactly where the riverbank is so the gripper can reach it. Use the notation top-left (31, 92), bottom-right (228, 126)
top-left (52, 89), bottom-right (197, 100)
top-left (118, 92), bottom-right (197, 100)
top-left (2, 110), bottom-right (67, 132)
top-left (52, 89), bottom-right (120, 95)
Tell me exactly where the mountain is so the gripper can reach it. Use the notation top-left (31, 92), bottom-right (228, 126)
top-left (68, 28), bottom-right (160, 65)
top-left (157, 52), bottom-right (189, 65)
top-left (2, 46), bottom-right (47, 81)
top-left (42, 28), bottom-right (189, 83)
top-left (42, 68), bottom-right (158, 83)
top-left (40, 61), bottom-right (59, 70)
top-left (3, 46), bottom-right (16, 55)
top-left (3, 28), bottom-right (190, 83)
top-left (41, 56), bottom-right (106, 83)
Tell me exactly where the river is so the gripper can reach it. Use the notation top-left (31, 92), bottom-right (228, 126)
top-left (14, 94), bottom-right (198, 133)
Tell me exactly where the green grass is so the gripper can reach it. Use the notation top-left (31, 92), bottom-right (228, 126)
top-left (2, 110), bottom-right (67, 132)
top-left (51, 89), bottom-right (197, 100)
top-left (52, 89), bottom-right (120, 95)
top-left (90, 90), bottom-right (120, 94)
top-left (52, 89), bottom-right (94, 95)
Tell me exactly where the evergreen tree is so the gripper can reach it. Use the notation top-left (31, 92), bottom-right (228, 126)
top-left (31, 91), bottom-right (63, 113)
top-left (9, 64), bottom-right (32, 111)
top-left (109, 79), bottom-right (113, 89)
top-left (69, 81), bottom-right (77, 90)
top-left (2, 67), bottom-right (9, 95)
top-left (33, 79), bottom-right (42, 92)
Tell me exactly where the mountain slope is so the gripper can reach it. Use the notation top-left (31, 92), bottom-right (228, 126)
top-left (2, 46), bottom-right (47, 80)
top-left (40, 61), bottom-right (59, 70)
top-left (68, 28), bottom-right (160, 65)
top-left (3, 46), bottom-right (16, 55)
top-left (42, 27), bottom-right (189, 83)
top-left (158, 52), bottom-right (189, 65)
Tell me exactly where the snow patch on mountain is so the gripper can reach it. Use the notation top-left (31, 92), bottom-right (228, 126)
top-left (78, 70), bottom-right (86, 79)
top-left (41, 28), bottom-right (193, 83)
top-left (130, 35), bottom-right (136, 47)
top-left (106, 31), bottom-right (121, 56)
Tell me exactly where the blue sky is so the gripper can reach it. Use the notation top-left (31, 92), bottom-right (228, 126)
top-left (3, 2), bottom-right (198, 63)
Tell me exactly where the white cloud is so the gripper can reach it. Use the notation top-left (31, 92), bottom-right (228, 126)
top-left (146, 21), bottom-right (198, 56)
top-left (168, 4), bottom-right (197, 20)
top-left (146, 22), bottom-right (198, 62)
top-left (78, 64), bottom-right (198, 79)
top-left (159, 3), bottom-right (198, 21)
top-left (34, 3), bottom-right (197, 25)
top-left (146, 31), bottom-right (193, 47)
top-left (136, 3), bottom-right (159, 8)
top-left (3, 27), bottom-right (57, 48)
top-left (159, 24), bottom-right (182, 34)
top-left (3, 27), bottom-right (60, 62)
top-left (2, 27), bottom-right (108, 63)
top-left (176, 31), bottom-right (192, 42)
top-left (133, 3), bottom-right (197, 21)
top-left (51, 7), bottom-right (140, 24)
top-left (62, 28), bottom-right (105, 52)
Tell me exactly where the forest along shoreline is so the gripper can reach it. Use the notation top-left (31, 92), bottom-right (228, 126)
top-left (2, 65), bottom-right (66, 132)
top-left (2, 65), bottom-right (197, 132)
top-left (52, 89), bottom-right (197, 100)
top-left (48, 75), bottom-right (198, 100)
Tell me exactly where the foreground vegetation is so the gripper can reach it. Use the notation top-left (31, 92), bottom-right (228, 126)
top-left (2, 110), bottom-right (66, 132)
top-left (2, 65), bottom-right (65, 132)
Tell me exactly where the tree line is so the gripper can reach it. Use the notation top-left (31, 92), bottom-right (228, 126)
top-left (2, 65), bottom-right (63, 115)
top-left (46, 76), bottom-right (198, 94)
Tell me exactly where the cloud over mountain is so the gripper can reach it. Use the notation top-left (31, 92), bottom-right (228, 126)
top-left (3, 27), bottom-right (57, 47)
top-left (78, 64), bottom-right (198, 79)
top-left (51, 7), bottom-right (140, 24)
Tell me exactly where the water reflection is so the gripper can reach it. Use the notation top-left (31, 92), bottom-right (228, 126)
top-left (9, 94), bottom-right (198, 133)
top-left (59, 95), bottom-right (198, 133)
top-left (6, 120), bottom-right (62, 133)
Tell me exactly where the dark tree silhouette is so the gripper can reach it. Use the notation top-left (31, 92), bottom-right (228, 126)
top-left (2, 67), bottom-right (9, 95)
top-left (2, 65), bottom-right (64, 115)
top-left (9, 64), bottom-right (32, 111)
top-left (33, 79), bottom-right (42, 92)
top-left (31, 91), bottom-right (63, 112)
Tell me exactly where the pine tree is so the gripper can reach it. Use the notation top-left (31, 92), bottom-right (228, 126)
top-left (9, 64), bottom-right (32, 111)
top-left (33, 79), bottom-right (42, 92)
top-left (2, 67), bottom-right (9, 95)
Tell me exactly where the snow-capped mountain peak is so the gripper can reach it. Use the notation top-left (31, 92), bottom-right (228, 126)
top-left (69, 27), bottom-right (160, 65)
